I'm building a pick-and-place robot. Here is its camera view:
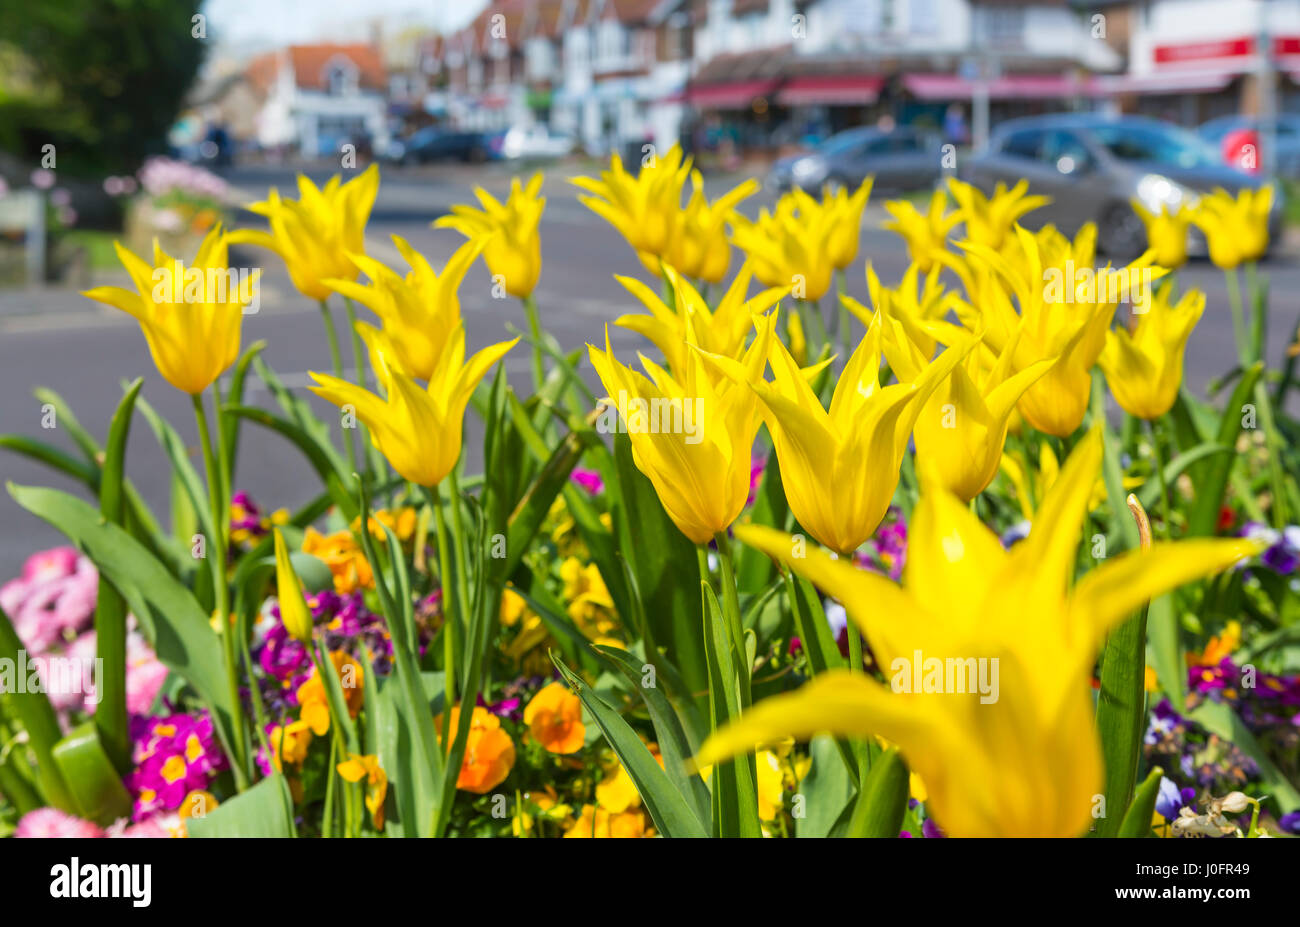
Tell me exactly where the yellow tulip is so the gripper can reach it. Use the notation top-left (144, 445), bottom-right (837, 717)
top-left (947, 177), bottom-right (1049, 251)
top-left (322, 237), bottom-right (483, 381)
top-left (272, 528), bottom-right (313, 644)
top-left (1131, 200), bottom-right (1192, 270)
top-left (882, 189), bottom-right (961, 272)
top-left (309, 323), bottom-right (517, 487)
top-left (1100, 280), bottom-right (1205, 420)
top-left (572, 143), bottom-right (691, 265)
top-left (957, 224), bottom-right (1165, 437)
top-left (791, 179), bottom-right (873, 270)
top-left (614, 263), bottom-right (787, 378)
top-left (786, 309), bottom-right (807, 367)
top-left (730, 194), bottom-right (838, 302)
top-left (82, 227), bottom-right (254, 395)
top-left (586, 314), bottom-right (774, 545)
top-left (883, 321), bottom-right (1055, 502)
top-left (1190, 186), bottom-right (1273, 270)
top-left (999, 439), bottom-right (1136, 521)
top-left (434, 173), bottom-right (545, 298)
top-left (724, 311), bottom-right (970, 553)
top-left (229, 165), bottom-right (379, 301)
top-left (698, 428), bottom-right (1262, 836)
top-left (842, 262), bottom-right (960, 358)
top-left (669, 170), bottom-right (758, 283)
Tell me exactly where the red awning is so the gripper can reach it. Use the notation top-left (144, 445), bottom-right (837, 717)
top-left (775, 75), bottom-right (885, 106)
top-left (902, 73), bottom-right (1095, 101)
top-left (686, 79), bottom-right (780, 109)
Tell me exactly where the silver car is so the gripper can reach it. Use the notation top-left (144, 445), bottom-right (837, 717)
top-left (767, 127), bottom-right (942, 195)
top-left (963, 114), bottom-right (1282, 258)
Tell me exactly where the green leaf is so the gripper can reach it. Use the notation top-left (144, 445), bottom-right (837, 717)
top-left (92, 378), bottom-right (142, 774)
top-left (700, 581), bottom-right (763, 838)
top-left (1118, 766), bottom-right (1164, 838)
top-left (136, 395), bottom-right (217, 557)
top-left (1188, 362), bottom-right (1264, 537)
top-left (593, 644), bottom-right (712, 830)
top-left (551, 656), bottom-right (709, 838)
top-left (0, 604), bottom-right (74, 810)
top-left (221, 340), bottom-right (266, 465)
top-left (188, 772), bottom-right (296, 837)
top-left (795, 735), bottom-right (856, 838)
top-left (7, 483), bottom-right (238, 768)
top-left (225, 404), bottom-right (356, 520)
top-left (846, 746), bottom-right (909, 837)
top-left (612, 433), bottom-right (707, 696)
top-left (51, 723), bottom-right (133, 825)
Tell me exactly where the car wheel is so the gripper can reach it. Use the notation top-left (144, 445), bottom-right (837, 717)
top-left (1098, 204), bottom-right (1146, 260)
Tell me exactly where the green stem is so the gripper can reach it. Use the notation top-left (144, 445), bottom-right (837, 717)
top-left (447, 469), bottom-right (473, 684)
top-left (1224, 266), bottom-right (1250, 369)
top-left (521, 294), bottom-right (545, 390)
top-left (1147, 418), bottom-right (1172, 539)
top-left (1245, 261), bottom-right (1264, 364)
top-left (428, 483), bottom-right (458, 744)
top-left (712, 532), bottom-right (750, 706)
top-left (192, 392), bottom-right (248, 790)
top-left (318, 298), bottom-right (359, 475)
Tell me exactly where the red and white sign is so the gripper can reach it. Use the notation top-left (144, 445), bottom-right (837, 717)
top-left (1154, 36), bottom-right (1300, 68)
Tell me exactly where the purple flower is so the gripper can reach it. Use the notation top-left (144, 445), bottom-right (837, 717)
top-left (1279, 811), bottom-right (1300, 834)
top-left (921, 818), bottom-right (946, 838)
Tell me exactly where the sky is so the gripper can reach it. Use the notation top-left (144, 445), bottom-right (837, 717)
top-left (200, 0), bottom-right (488, 49)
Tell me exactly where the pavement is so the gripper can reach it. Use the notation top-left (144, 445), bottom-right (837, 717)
top-left (1, 159), bottom-right (1298, 579)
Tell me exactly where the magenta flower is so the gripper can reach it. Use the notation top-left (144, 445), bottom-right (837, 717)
top-left (570, 468), bottom-right (605, 495)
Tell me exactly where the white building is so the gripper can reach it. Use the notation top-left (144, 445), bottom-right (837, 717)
top-left (247, 44), bottom-right (389, 158)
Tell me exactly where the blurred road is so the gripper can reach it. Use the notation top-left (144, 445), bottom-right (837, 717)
top-left (2, 160), bottom-right (1298, 578)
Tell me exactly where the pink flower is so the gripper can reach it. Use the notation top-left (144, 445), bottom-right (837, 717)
top-left (110, 816), bottom-right (175, 838)
top-left (15, 808), bottom-right (104, 838)
top-left (21, 547), bottom-right (79, 585)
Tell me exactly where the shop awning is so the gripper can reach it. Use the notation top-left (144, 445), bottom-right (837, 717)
top-left (1094, 71), bottom-right (1236, 95)
top-left (775, 75), bottom-right (885, 106)
top-left (902, 73), bottom-right (1095, 101)
top-left (686, 79), bottom-right (780, 109)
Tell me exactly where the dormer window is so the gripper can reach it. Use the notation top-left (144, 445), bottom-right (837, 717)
top-left (324, 57), bottom-right (359, 95)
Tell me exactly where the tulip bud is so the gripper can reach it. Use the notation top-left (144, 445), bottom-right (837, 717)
top-left (273, 528), bottom-right (314, 644)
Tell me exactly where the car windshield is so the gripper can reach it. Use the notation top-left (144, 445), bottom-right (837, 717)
top-left (817, 131), bottom-right (874, 156)
top-left (1089, 123), bottom-right (1222, 169)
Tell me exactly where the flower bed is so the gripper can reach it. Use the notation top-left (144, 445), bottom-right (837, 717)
top-left (0, 154), bottom-right (1297, 839)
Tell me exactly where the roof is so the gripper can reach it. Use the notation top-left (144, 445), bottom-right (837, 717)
top-left (246, 44), bottom-right (387, 92)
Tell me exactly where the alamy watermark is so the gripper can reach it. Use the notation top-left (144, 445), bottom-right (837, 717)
top-left (151, 260), bottom-right (260, 313)
top-left (595, 391), bottom-right (704, 444)
top-left (1042, 262), bottom-right (1154, 312)
top-left (0, 650), bottom-right (103, 704)
top-left (889, 649), bottom-right (1000, 704)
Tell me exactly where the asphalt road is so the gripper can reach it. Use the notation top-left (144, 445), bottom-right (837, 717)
top-left (1, 160), bottom-right (1298, 579)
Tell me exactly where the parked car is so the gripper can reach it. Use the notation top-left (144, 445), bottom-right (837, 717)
top-left (1199, 113), bottom-right (1300, 177)
top-left (500, 125), bottom-right (575, 160)
top-left (963, 113), bottom-right (1283, 258)
top-left (767, 126), bottom-right (942, 194)
top-left (383, 127), bottom-right (500, 165)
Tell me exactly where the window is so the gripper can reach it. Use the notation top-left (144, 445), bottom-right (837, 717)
top-left (977, 7), bottom-right (1024, 47)
top-left (326, 61), bottom-right (358, 96)
top-left (1000, 129), bottom-right (1043, 160)
top-left (1040, 131), bottom-right (1091, 173)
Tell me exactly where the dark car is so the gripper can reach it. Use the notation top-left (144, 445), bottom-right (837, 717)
top-left (963, 113), bottom-right (1283, 258)
top-left (386, 127), bottom-right (500, 164)
top-left (767, 126), bottom-right (942, 194)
